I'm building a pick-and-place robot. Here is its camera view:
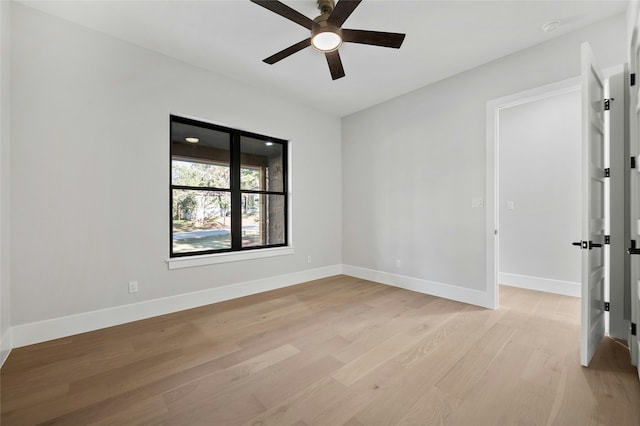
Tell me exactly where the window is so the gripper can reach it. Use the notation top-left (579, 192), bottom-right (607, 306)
top-left (170, 115), bottom-right (287, 257)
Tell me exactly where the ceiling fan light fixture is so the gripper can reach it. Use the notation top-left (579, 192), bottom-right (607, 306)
top-left (311, 12), bottom-right (342, 52)
top-left (311, 27), bottom-right (342, 52)
top-left (311, 31), bottom-right (342, 51)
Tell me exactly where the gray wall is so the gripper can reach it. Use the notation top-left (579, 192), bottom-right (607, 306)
top-left (3, 4), bottom-right (631, 345)
top-left (1, 0), bottom-right (11, 361)
top-left (9, 3), bottom-right (342, 327)
top-left (342, 14), bottom-right (625, 300)
top-left (499, 90), bottom-right (581, 285)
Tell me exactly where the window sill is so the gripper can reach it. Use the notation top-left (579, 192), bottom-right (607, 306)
top-left (166, 246), bottom-right (295, 270)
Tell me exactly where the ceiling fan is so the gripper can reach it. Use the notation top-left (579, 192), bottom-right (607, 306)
top-left (250, 0), bottom-right (406, 80)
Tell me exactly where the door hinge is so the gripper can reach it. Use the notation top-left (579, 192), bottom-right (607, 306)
top-left (604, 302), bottom-right (610, 312)
top-left (604, 235), bottom-right (610, 245)
top-left (632, 322), bottom-right (637, 336)
top-left (604, 168), bottom-right (610, 178)
top-left (632, 156), bottom-right (637, 169)
top-left (604, 98), bottom-right (612, 110)
top-left (632, 73), bottom-right (636, 87)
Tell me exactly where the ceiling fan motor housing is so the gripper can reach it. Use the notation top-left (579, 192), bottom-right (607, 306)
top-left (317, 0), bottom-right (335, 15)
top-left (311, 14), bottom-right (343, 51)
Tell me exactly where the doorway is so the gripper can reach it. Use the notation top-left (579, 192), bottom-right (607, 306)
top-left (498, 87), bottom-right (582, 296)
top-left (486, 77), bottom-right (583, 308)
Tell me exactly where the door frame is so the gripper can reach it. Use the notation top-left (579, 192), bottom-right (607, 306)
top-left (485, 77), bottom-right (581, 309)
top-left (485, 68), bottom-right (623, 309)
top-left (627, 6), bottom-right (640, 370)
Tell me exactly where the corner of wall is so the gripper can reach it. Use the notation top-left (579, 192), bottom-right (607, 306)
top-left (1, 327), bottom-right (12, 367)
top-left (342, 265), bottom-right (495, 309)
top-left (628, 1), bottom-right (640, 56)
top-left (0, 0), bottom-right (12, 368)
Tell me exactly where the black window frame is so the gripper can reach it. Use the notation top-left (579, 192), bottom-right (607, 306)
top-left (170, 115), bottom-right (288, 258)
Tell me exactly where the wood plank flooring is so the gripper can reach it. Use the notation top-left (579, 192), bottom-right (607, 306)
top-left (1, 275), bottom-right (639, 425)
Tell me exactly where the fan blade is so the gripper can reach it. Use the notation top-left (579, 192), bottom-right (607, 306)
top-left (325, 50), bottom-right (345, 80)
top-left (342, 29), bottom-right (406, 48)
top-left (251, 0), bottom-right (316, 30)
top-left (263, 39), bottom-right (311, 64)
top-left (327, 0), bottom-right (362, 27)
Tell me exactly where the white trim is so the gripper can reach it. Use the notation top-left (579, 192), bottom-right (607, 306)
top-left (486, 77), bottom-right (582, 310)
top-left (10, 263), bottom-right (504, 349)
top-left (489, 77), bottom-right (580, 111)
top-left (1, 327), bottom-right (12, 368)
top-left (342, 265), bottom-right (494, 309)
top-left (485, 100), bottom-right (499, 310)
top-left (499, 272), bottom-right (580, 298)
top-left (167, 246), bottom-right (294, 269)
top-left (603, 63), bottom-right (625, 79)
top-left (11, 264), bottom-right (341, 348)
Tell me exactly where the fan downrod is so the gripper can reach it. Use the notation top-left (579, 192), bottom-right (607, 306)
top-left (317, 0), bottom-right (334, 15)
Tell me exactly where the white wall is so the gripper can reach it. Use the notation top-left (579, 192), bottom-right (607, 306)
top-left (1, 0), bottom-right (12, 364)
top-left (498, 90), bottom-right (581, 293)
top-left (342, 14), bottom-right (626, 306)
top-left (9, 4), bottom-right (342, 336)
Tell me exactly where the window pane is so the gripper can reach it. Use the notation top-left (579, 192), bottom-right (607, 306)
top-left (172, 189), bottom-right (231, 253)
top-left (241, 194), bottom-right (285, 247)
top-left (172, 120), bottom-right (231, 188)
top-left (172, 159), bottom-right (230, 189)
top-left (240, 136), bottom-right (284, 192)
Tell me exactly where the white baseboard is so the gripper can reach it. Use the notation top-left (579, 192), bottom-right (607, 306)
top-left (11, 265), bottom-right (342, 349)
top-left (9, 264), bottom-right (501, 349)
top-left (499, 272), bottom-right (580, 298)
top-left (1, 327), bottom-right (12, 368)
top-left (342, 265), bottom-right (494, 309)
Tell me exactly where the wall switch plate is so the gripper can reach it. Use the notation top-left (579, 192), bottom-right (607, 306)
top-left (307, 256), bottom-right (312, 264)
top-left (128, 281), bottom-right (138, 294)
top-left (472, 198), bottom-right (484, 208)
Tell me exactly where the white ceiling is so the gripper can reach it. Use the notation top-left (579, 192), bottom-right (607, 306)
top-left (19, 0), bottom-right (628, 117)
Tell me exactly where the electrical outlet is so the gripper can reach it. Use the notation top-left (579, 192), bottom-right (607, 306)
top-left (128, 281), bottom-right (138, 294)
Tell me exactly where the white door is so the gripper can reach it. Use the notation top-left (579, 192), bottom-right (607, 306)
top-left (580, 42), bottom-right (607, 367)
top-left (628, 10), bottom-right (640, 376)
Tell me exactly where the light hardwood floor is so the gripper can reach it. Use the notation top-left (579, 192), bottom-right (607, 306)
top-left (1, 275), bottom-right (639, 425)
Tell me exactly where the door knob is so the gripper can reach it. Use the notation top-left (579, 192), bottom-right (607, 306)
top-left (572, 241), bottom-right (602, 249)
top-left (572, 241), bottom-right (588, 249)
